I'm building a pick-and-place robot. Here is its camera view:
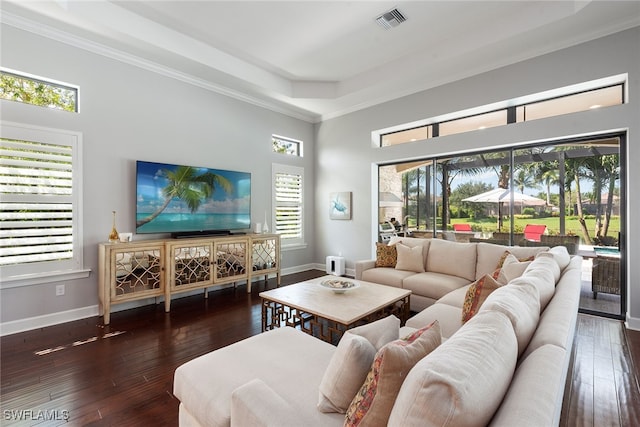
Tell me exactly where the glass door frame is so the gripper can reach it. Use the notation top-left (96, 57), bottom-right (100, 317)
top-left (378, 131), bottom-right (626, 320)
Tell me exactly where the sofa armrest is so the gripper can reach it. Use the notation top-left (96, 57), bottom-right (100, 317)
top-left (355, 259), bottom-right (376, 280)
top-left (231, 379), bottom-right (299, 427)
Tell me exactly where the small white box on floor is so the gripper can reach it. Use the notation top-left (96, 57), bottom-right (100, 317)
top-left (326, 256), bottom-right (346, 276)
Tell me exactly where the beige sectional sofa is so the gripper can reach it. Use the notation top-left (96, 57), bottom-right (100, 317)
top-left (173, 239), bottom-right (581, 427)
top-left (355, 236), bottom-right (550, 312)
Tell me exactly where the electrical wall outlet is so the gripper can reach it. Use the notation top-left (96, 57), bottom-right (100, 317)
top-left (55, 284), bottom-right (65, 296)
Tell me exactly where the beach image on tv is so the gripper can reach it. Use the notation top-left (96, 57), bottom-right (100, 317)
top-left (136, 161), bottom-right (251, 234)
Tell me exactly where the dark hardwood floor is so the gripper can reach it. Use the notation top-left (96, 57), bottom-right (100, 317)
top-left (1, 269), bottom-right (639, 426)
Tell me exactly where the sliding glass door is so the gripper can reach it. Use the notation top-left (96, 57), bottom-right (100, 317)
top-left (378, 134), bottom-right (625, 319)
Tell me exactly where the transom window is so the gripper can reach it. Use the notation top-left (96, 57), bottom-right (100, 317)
top-left (272, 135), bottom-right (302, 157)
top-left (0, 68), bottom-right (78, 113)
top-left (379, 78), bottom-right (624, 147)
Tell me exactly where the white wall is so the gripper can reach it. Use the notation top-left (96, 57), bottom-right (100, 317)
top-left (2, 22), bottom-right (639, 333)
top-left (0, 25), bottom-right (316, 329)
top-left (314, 27), bottom-right (640, 328)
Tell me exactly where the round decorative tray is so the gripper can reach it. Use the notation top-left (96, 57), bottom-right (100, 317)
top-left (320, 279), bottom-right (360, 294)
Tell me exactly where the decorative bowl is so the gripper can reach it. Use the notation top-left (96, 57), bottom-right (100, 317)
top-left (320, 279), bottom-right (359, 294)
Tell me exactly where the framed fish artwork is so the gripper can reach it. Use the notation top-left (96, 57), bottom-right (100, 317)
top-left (330, 192), bottom-right (352, 220)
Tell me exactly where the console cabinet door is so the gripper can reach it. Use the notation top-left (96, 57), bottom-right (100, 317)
top-left (99, 241), bottom-right (165, 325)
top-left (166, 240), bottom-right (214, 293)
top-left (109, 244), bottom-right (165, 301)
top-left (213, 237), bottom-right (249, 284)
top-left (248, 234), bottom-right (281, 292)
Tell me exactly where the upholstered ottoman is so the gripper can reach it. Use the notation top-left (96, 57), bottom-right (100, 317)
top-left (173, 327), bottom-right (343, 427)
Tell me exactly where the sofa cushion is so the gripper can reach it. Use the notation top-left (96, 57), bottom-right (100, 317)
top-left (361, 267), bottom-right (414, 289)
top-left (388, 311), bottom-right (518, 427)
top-left (375, 242), bottom-right (397, 268)
top-left (522, 261), bottom-right (581, 358)
top-left (525, 255), bottom-right (561, 284)
top-left (475, 243), bottom-right (548, 280)
top-left (521, 256), bottom-right (560, 310)
top-left (496, 253), bottom-right (532, 285)
top-left (345, 321), bottom-right (441, 427)
top-left (479, 282), bottom-right (540, 356)
top-left (436, 284), bottom-right (471, 308)
top-left (426, 239), bottom-right (477, 281)
top-left (395, 243), bottom-right (425, 273)
top-left (537, 245), bottom-right (571, 271)
top-left (490, 344), bottom-right (567, 427)
top-left (405, 302), bottom-right (463, 339)
top-left (462, 274), bottom-right (503, 322)
top-left (231, 379), bottom-right (298, 426)
top-left (402, 271), bottom-right (471, 302)
top-left (318, 316), bottom-right (400, 413)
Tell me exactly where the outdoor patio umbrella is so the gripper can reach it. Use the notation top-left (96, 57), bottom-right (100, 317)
top-left (462, 188), bottom-right (546, 230)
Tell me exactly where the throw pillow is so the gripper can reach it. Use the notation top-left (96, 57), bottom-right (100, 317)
top-left (344, 321), bottom-right (441, 427)
top-left (387, 312), bottom-right (517, 427)
top-left (461, 273), bottom-right (503, 322)
top-left (395, 243), bottom-right (425, 273)
top-left (495, 253), bottom-right (532, 285)
top-left (348, 314), bottom-right (400, 349)
top-left (318, 316), bottom-right (400, 413)
top-left (495, 250), bottom-right (535, 270)
top-left (495, 250), bottom-right (512, 269)
top-left (374, 242), bottom-right (397, 268)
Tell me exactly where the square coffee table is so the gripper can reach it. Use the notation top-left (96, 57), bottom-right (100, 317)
top-left (260, 276), bottom-right (411, 344)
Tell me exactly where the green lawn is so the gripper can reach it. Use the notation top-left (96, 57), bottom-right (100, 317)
top-left (449, 216), bottom-right (620, 239)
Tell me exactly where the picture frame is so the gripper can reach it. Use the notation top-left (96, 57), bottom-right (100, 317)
top-left (330, 192), bottom-right (352, 220)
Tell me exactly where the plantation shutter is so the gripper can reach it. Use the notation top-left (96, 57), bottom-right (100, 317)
top-left (0, 137), bottom-right (74, 266)
top-left (0, 122), bottom-right (84, 286)
top-left (273, 165), bottom-right (303, 243)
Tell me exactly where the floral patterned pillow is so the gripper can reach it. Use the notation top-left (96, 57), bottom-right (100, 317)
top-left (462, 274), bottom-right (503, 322)
top-left (375, 242), bottom-right (397, 267)
top-left (344, 321), bottom-right (441, 427)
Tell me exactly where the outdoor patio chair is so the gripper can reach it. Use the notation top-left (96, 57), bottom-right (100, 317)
top-left (453, 223), bottom-right (473, 232)
top-left (523, 224), bottom-right (547, 242)
top-left (592, 255), bottom-right (621, 299)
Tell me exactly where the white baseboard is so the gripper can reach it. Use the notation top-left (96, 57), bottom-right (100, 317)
top-left (0, 305), bottom-right (100, 337)
top-left (625, 314), bottom-right (640, 331)
top-left (0, 265), bottom-right (331, 337)
top-left (310, 263), bottom-right (355, 278)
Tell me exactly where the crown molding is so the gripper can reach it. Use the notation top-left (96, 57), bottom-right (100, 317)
top-left (1, 11), bottom-right (320, 123)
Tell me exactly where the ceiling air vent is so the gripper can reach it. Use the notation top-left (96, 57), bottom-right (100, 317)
top-left (375, 8), bottom-right (407, 30)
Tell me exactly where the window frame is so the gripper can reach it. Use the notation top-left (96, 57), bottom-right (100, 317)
top-left (271, 163), bottom-right (306, 250)
top-left (272, 134), bottom-right (303, 157)
top-left (0, 67), bottom-right (79, 113)
top-left (375, 75), bottom-right (626, 147)
top-left (0, 121), bottom-right (89, 288)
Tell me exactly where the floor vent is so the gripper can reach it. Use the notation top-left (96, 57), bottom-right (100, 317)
top-left (375, 8), bottom-right (407, 30)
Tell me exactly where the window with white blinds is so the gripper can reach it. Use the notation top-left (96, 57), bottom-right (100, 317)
top-left (272, 164), bottom-right (304, 246)
top-left (0, 122), bottom-right (84, 284)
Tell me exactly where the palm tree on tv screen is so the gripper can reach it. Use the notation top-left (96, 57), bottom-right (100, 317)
top-left (136, 166), bottom-right (233, 228)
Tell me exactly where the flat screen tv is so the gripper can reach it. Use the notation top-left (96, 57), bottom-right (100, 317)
top-left (136, 160), bottom-right (251, 237)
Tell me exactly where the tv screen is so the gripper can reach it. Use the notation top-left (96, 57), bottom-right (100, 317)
top-left (136, 160), bottom-right (251, 236)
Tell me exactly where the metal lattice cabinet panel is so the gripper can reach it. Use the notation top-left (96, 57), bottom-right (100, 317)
top-left (98, 240), bottom-right (166, 325)
top-left (166, 241), bottom-right (214, 291)
top-left (213, 238), bottom-right (249, 283)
